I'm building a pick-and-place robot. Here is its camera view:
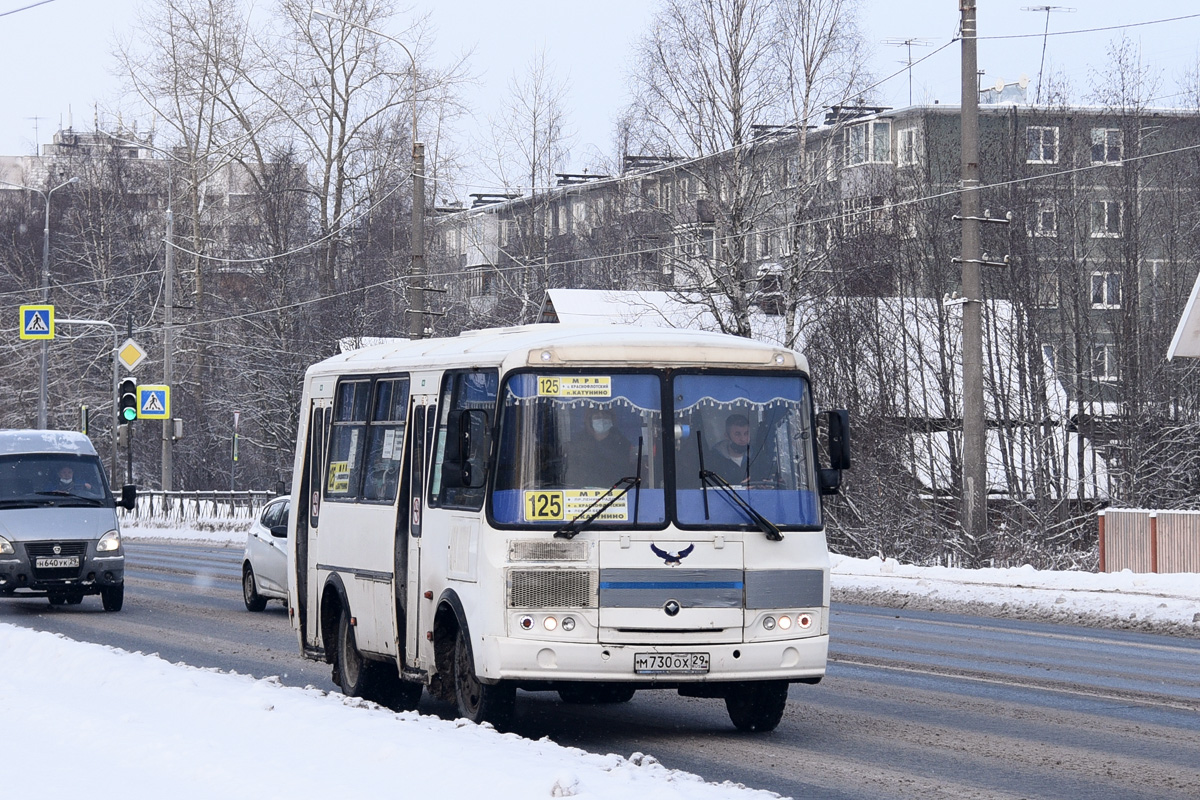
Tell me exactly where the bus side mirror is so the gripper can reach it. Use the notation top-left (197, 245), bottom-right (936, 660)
top-left (824, 409), bottom-right (851, 470)
top-left (458, 409), bottom-right (491, 489)
top-left (119, 484), bottom-right (137, 511)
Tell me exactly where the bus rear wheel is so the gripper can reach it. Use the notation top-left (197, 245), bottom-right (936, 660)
top-left (452, 627), bottom-right (514, 727)
top-left (724, 681), bottom-right (789, 732)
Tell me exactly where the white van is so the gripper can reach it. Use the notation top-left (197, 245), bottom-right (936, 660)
top-left (0, 430), bottom-right (136, 611)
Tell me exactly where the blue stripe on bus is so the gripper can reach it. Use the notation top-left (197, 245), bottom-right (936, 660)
top-left (599, 581), bottom-right (744, 590)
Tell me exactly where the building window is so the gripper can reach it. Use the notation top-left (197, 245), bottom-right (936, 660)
top-left (1032, 199), bottom-right (1057, 237)
top-left (1091, 271), bottom-right (1121, 308)
top-left (1090, 200), bottom-right (1122, 238)
top-left (1092, 344), bottom-right (1118, 382)
top-left (1091, 128), bottom-right (1122, 164)
top-left (897, 126), bottom-right (920, 166)
top-left (1035, 273), bottom-right (1060, 307)
top-left (499, 219), bottom-right (511, 247)
top-left (1026, 126), bottom-right (1059, 164)
top-left (660, 178), bottom-right (674, 210)
top-left (840, 196), bottom-right (889, 236)
top-left (1041, 344), bottom-right (1056, 370)
top-left (845, 120), bottom-right (891, 166)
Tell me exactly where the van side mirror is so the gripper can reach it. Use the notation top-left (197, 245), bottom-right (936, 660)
top-left (458, 409), bottom-right (491, 489)
top-left (119, 484), bottom-right (137, 511)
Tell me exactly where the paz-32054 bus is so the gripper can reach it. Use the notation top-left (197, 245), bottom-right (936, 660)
top-left (287, 323), bottom-right (850, 731)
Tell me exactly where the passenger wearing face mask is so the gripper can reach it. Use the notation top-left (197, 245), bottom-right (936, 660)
top-left (571, 407), bottom-right (635, 488)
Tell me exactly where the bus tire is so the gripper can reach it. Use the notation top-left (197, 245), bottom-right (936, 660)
top-left (335, 606), bottom-right (378, 699)
top-left (558, 684), bottom-right (636, 704)
top-left (724, 681), bottom-right (788, 732)
top-left (452, 627), bottom-right (514, 727)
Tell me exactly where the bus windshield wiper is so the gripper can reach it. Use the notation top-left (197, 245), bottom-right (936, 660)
top-left (698, 469), bottom-right (783, 541)
top-left (555, 437), bottom-right (644, 540)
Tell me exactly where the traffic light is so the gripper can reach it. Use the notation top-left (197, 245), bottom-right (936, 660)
top-left (118, 378), bottom-right (138, 424)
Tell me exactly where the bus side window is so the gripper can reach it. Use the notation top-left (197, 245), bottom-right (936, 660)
top-left (429, 369), bottom-right (498, 510)
top-left (325, 380), bottom-right (370, 501)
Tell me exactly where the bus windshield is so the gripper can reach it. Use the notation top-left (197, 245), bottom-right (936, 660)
top-left (672, 373), bottom-right (820, 528)
top-left (492, 372), bottom-right (665, 527)
top-left (491, 369), bottom-right (821, 530)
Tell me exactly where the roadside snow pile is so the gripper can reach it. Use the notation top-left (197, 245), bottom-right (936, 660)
top-left (831, 554), bottom-right (1200, 635)
top-left (0, 624), bottom-right (777, 800)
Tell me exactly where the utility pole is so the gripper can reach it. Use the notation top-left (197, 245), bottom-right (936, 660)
top-left (410, 140), bottom-right (426, 339)
top-left (162, 206), bottom-right (175, 490)
top-left (959, 0), bottom-right (987, 551)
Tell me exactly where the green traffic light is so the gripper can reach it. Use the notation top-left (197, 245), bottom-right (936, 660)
top-left (121, 407), bottom-right (138, 421)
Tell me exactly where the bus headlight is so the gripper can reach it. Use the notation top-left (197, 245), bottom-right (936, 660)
top-left (777, 614), bottom-right (792, 630)
top-left (97, 530), bottom-right (121, 553)
top-left (762, 616), bottom-right (776, 630)
top-left (543, 616), bottom-right (558, 631)
top-left (797, 614), bottom-right (813, 629)
top-left (519, 615), bottom-right (534, 630)
top-left (561, 616), bottom-right (576, 632)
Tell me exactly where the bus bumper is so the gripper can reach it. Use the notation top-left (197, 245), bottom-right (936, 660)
top-left (484, 633), bottom-right (828, 684)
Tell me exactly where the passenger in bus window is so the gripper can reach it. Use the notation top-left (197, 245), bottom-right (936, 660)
top-left (570, 407), bottom-right (635, 488)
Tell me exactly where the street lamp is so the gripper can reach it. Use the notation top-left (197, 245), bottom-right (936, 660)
top-left (311, 7), bottom-right (426, 339)
top-left (1, 175), bottom-right (79, 428)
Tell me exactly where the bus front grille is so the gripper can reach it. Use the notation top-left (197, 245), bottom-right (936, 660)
top-left (507, 569), bottom-right (597, 609)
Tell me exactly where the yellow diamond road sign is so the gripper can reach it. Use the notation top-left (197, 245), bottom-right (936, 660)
top-left (118, 338), bottom-right (148, 371)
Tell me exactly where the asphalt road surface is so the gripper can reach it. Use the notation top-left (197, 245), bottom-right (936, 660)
top-left (2, 540), bottom-right (1197, 800)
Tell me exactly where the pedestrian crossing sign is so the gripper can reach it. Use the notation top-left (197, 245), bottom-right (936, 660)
top-left (19, 305), bottom-right (54, 339)
top-left (137, 385), bottom-right (170, 419)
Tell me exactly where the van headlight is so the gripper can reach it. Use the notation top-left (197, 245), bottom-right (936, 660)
top-left (97, 530), bottom-right (122, 553)
top-left (0, 536), bottom-right (13, 555)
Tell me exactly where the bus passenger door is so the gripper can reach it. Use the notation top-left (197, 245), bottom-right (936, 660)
top-left (299, 400), bottom-right (330, 652)
top-left (402, 395), bottom-right (436, 669)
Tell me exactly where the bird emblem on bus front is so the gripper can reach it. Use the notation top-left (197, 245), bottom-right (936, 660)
top-left (650, 543), bottom-right (695, 566)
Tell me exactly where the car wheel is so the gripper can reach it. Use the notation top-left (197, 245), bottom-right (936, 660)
top-left (452, 626), bottom-right (515, 727)
top-left (724, 681), bottom-right (788, 732)
top-left (242, 564), bottom-right (267, 612)
top-left (101, 583), bottom-right (125, 612)
top-left (558, 683), bottom-right (636, 704)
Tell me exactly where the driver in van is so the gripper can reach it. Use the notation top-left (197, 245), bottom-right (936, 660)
top-left (47, 464), bottom-right (95, 495)
top-left (708, 413), bottom-right (754, 485)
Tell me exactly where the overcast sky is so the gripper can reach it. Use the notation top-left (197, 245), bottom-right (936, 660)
top-left (1, 0), bottom-right (1198, 194)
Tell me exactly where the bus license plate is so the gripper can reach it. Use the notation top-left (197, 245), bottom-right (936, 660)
top-left (634, 652), bottom-right (710, 674)
top-left (36, 556), bottom-right (80, 569)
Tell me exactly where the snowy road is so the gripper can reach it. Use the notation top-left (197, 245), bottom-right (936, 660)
top-left (2, 540), bottom-right (1198, 799)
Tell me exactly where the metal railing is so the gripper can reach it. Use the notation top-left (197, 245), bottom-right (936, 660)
top-left (120, 490), bottom-right (276, 523)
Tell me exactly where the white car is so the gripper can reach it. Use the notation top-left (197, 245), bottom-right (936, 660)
top-left (242, 496), bottom-right (289, 611)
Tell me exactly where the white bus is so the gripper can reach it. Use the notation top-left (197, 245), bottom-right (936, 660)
top-left (287, 323), bottom-right (850, 731)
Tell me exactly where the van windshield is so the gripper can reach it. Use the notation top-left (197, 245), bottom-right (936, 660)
top-left (0, 454), bottom-right (111, 507)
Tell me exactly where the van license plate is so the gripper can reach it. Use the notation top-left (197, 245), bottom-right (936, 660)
top-left (36, 556), bottom-right (80, 569)
top-left (634, 653), bottom-right (709, 674)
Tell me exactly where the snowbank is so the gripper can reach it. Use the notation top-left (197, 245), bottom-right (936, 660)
top-left (1, 624), bottom-right (775, 799)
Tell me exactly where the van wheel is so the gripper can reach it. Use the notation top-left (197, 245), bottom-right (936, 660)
top-left (452, 627), bottom-right (514, 727)
top-left (242, 564), bottom-right (267, 611)
top-left (725, 681), bottom-right (788, 732)
top-left (66, 592), bottom-right (84, 605)
top-left (48, 593), bottom-right (67, 606)
top-left (101, 583), bottom-right (125, 612)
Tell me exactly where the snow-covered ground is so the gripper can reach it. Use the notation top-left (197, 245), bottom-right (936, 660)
top-left (5, 521), bottom-right (1195, 798)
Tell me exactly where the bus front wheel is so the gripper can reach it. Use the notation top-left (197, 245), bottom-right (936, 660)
top-left (336, 607), bottom-right (376, 698)
top-left (724, 681), bottom-right (789, 732)
top-left (452, 627), bottom-right (514, 727)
